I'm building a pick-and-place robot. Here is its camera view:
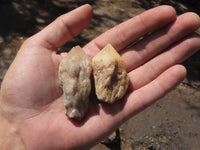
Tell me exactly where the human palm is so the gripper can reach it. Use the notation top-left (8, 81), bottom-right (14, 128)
top-left (0, 4), bottom-right (200, 150)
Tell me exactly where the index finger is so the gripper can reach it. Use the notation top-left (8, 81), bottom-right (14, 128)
top-left (28, 4), bottom-right (93, 50)
top-left (83, 5), bottom-right (176, 58)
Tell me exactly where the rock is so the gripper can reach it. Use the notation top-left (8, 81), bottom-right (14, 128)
top-left (3, 48), bottom-right (12, 59)
top-left (59, 46), bottom-right (92, 121)
top-left (92, 44), bottom-right (129, 103)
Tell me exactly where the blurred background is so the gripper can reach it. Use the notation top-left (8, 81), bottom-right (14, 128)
top-left (0, 0), bottom-right (199, 149)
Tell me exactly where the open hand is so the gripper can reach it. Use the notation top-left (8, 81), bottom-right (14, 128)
top-left (0, 4), bottom-right (200, 150)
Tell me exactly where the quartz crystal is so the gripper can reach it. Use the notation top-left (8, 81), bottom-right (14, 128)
top-left (92, 44), bottom-right (129, 103)
top-left (59, 46), bottom-right (92, 120)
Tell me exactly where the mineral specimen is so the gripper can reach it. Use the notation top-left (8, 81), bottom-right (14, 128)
top-left (59, 46), bottom-right (92, 120)
top-left (92, 44), bottom-right (129, 103)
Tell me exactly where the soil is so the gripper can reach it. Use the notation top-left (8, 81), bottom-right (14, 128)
top-left (0, 0), bottom-right (200, 150)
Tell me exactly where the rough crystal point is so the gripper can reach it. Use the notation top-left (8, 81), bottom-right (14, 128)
top-left (59, 46), bottom-right (92, 121)
top-left (92, 44), bottom-right (129, 103)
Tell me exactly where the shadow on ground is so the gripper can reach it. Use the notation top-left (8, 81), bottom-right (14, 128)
top-left (0, 0), bottom-right (96, 44)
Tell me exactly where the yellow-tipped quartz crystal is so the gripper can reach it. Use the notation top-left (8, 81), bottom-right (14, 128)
top-left (92, 44), bottom-right (129, 103)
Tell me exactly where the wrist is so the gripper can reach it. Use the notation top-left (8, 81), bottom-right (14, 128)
top-left (0, 100), bottom-right (26, 150)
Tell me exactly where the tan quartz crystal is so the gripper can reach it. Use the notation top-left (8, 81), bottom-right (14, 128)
top-left (59, 46), bottom-right (92, 121)
top-left (92, 44), bottom-right (129, 103)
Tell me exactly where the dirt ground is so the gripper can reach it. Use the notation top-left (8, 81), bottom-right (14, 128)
top-left (0, 0), bottom-right (200, 150)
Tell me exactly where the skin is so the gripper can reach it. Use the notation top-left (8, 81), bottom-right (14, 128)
top-left (0, 4), bottom-right (200, 150)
